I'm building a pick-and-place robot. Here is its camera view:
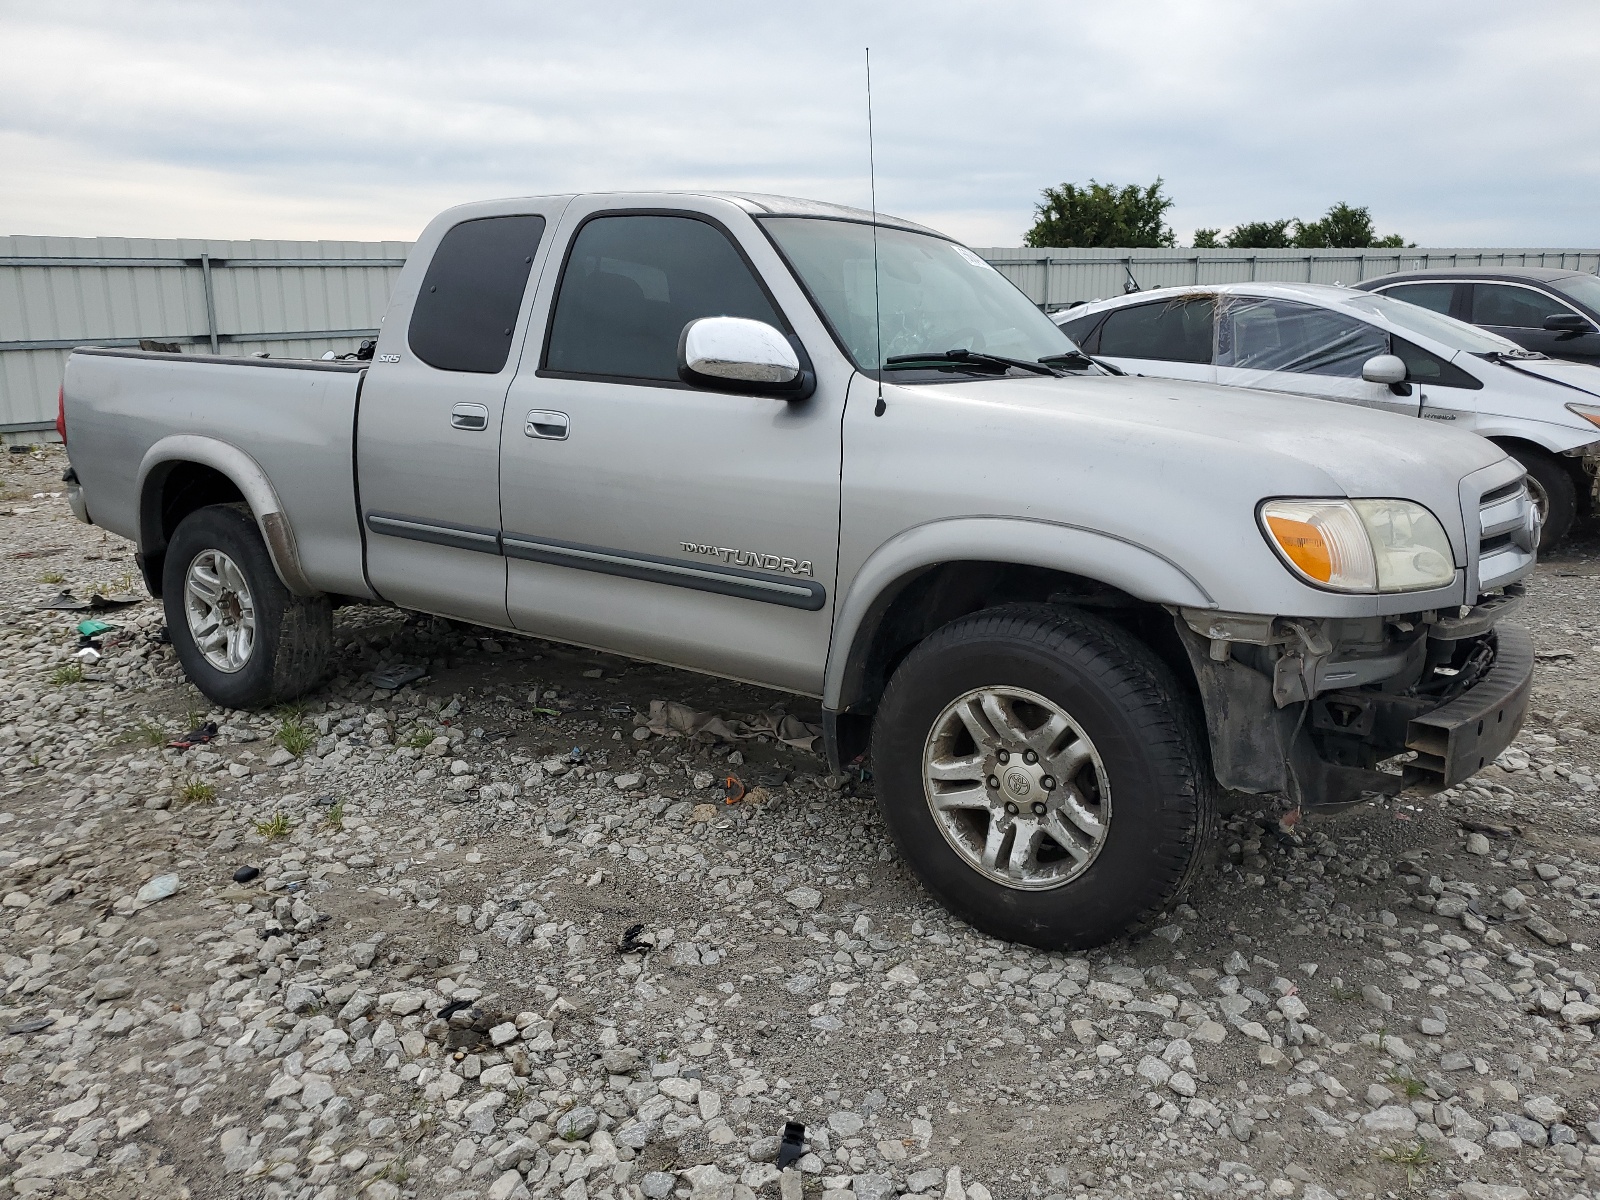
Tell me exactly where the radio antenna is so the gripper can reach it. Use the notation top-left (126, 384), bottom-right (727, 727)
top-left (867, 48), bottom-right (885, 417)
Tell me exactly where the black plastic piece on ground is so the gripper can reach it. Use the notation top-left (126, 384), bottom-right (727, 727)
top-left (232, 865), bottom-right (260, 884)
top-left (168, 721), bottom-right (218, 750)
top-left (776, 1121), bottom-right (806, 1169)
top-left (617, 923), bottom-right (653, 954)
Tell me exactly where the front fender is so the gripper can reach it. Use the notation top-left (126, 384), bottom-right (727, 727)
top-left (1473, 418), bottom-right (1600, 457)
top-left (823, 515), bottom-right (1216, 710)
top-left (137, 435), bottom-right (317, 597)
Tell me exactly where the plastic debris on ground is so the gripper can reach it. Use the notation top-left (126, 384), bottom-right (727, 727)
top-left (776, 1121), bottom-right (807, 1169)
top-left (636, 699), bottom-right (823, 752)
top-left (369, 664), bottom-right (427, 690)
top-left (723, 774), bottom-right (747, 805)
top-left (617, 924), bottom-right (654, 954)
top-left (167, 721), bottom-right (218, 750)
top-left (75, 618), bottom-right (116, 637)
top-left (35, 589), bottom-right (144, 611)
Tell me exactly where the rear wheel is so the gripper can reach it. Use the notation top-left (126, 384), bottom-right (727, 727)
top-left (1504, 444), bottom-right (1577, 549)
top-left (872, 604), bottom-right (1216, 950)
top-left (162, 505), bottom-right (331, 709)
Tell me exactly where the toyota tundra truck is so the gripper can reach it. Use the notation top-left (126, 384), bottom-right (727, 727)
top-left (58, 191), bottom-right (1539, 949)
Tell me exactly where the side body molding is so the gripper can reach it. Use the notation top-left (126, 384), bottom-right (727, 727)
top-left (136, 434), bottom-right (317, 597)
top-left (824, 516), bottom-right (1217, 711)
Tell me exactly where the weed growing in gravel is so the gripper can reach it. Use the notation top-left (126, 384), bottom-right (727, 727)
top-left (110, 570), bottom-right (137, 593)
top-left (1385, 1071), bottom-right (1427, 1099)
top-left (375, 1160), bottom-right (409, 1184)
top-left (177, 776), bottom-right (217, 806)
top-left (49, 664), bottom-right (83, 685)
top-left (124, 720), bottom-right (168, 747)
top-left (276, 715), bottom-right (314, 757)
top-left (37, 570), bottom-right (65, 584)
top-left (323, 801), bottom-right (345, 831)
top-left (1377, 1140), bottom-right (1433, 1185)
top-left (255, 811), bottom-right (294, 839)
top-left (402, 728), bottom-right (435, 751)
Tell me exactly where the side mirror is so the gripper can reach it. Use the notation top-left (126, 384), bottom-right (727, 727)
top-left (1361, 354), bottom-right (1408, 385)
top-left (678, 317), bottom-right (814, 399)
top-left (1543, 312), bottom-right (1594, 334)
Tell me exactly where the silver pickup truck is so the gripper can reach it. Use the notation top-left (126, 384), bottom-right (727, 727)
top-left (59, 191), bottom-right (1538, 949)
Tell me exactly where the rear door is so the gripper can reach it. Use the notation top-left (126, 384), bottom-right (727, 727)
top-left (357, 201), bottom-right (567, 627)
top-left (1085, 297), bottom-right (1216, 382)
top-left (1374, 280), bottom-right (1465, 321)
top-left (1214, 296), bottom-right (1417, 417)
top-left (1469, 281), bottom-right (1600, 362)
top-left (496, 200), bottom-right (845, 695)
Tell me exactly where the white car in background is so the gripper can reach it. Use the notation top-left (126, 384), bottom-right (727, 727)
top-left (1054, 282), bottom-right (1600, 545)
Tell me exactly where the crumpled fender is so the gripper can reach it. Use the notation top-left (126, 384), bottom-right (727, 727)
top-left (824, 515), bottom-right (1216, 711)
top-left (136, 434), bottom-right (317, 597)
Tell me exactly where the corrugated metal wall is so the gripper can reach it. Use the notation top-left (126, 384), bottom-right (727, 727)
top-left (973, 246), bottom-right (1600, 312)
top-left (5, 235), bottom-right (1598, 434)
top-left (0, 235), bottom-right (411, 433)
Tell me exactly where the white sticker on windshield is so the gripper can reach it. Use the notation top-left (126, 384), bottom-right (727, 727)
top-left (951, 244), bottom-right (995, 271)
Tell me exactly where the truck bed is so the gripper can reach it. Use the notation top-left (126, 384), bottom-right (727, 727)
top-left (63, 347), bottom-right (372, 599)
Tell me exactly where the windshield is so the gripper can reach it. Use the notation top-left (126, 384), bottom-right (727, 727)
top-left (1341, 291), bottom-right (1527, 355)
top-left (761, 217), bottom-right (1076, 371)
top-left (1551, 274), bottom-right (1600, 314)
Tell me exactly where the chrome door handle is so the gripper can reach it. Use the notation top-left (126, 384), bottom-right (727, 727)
top-left (451, 403), bottom-right (489, 431)
top-left (525, 409), bottom-right (569, 440)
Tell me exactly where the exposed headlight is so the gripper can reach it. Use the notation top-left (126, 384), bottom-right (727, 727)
top-left (1260, 498), bottom-right (1456, 593)
top-left (1567, 401), bottom-right (1600, 431)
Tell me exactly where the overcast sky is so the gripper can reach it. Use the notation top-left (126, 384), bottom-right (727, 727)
top-left (2, 0), bottom-right (1596, 248)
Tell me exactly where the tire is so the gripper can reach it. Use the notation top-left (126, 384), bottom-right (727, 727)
top-left (872, 604), bottom-right (1216, 950)
top-left (162, 504), bottom-right (331, 709)
top-left (1505, 444), bottom-right (1576, 549)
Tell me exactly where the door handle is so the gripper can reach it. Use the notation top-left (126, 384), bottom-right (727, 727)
top-left (451, 403), bottom-right (489, 431)
top-left (524, 409), bottom-right (569, 440)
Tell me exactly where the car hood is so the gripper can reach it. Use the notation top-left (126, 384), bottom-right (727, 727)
top-left (1490, 356), bottom-right (1600, 398)
top-left (924, 371), bottom-right (1508, 498)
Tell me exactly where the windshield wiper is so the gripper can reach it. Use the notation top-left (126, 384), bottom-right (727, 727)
top-left (1038, 351), bottom-right (1123, 375)
top-left (1477, 349), bottom-right (1547, 362)
top-left (883, 348), bottom-right (1064, 377)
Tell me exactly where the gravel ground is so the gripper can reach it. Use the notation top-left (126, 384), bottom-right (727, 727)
top-left (2, 443), bottom-right (1599, 1200)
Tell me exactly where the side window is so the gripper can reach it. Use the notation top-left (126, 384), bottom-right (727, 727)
top-left (1218, 298), bottom-right (1387, 377)
top-left (1471, 283), bottom-right (1567, 329)
top-left (1379, 282), bottom-right (1456, 316)
top-left (1094, 299), bottom-right (1213, 363)
top-left (1056, 312), bottom-right (1101, 352)
top-left (1391, 337), bottom-right (1484, 390)
top-left (408, 214), bottom-right (545, 373)
top-left (544, 214), bottom-right (784, 383)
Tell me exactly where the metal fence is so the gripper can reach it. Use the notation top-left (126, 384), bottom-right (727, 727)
top-left (0, 235), bottom-right (411, 434)
top-left (5, 234), bottom-right (1599, 437)
top-left (973, 246), bottom-right (1600, 313)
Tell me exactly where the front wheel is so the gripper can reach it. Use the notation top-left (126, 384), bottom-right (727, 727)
top-left (162, 504), bottom-right (332, 709)
top-left (872, 604), bottom-right (1216, 950)
top-left (1504, 444), bottom-right (1577, 549)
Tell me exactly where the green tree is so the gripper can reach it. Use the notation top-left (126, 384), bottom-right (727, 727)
top-left (1190, 202), bottom-right (1409, 250)
top-left (1225, 219), bottom-right (1298, 249)
top-left (1024, 179), bottom-right (1175, 248)
top-left (1292, 202), bottom-right (1407, 248)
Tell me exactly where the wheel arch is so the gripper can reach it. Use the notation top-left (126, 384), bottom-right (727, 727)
top-left (136, 435), bottom-right (316, 599)
top-left (824, 517), bottom-right (1216, 718)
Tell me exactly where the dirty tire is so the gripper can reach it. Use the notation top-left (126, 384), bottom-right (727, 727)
top-left (162, 504), bottom-right (331, 709)
top-left (1505, 444), bottom-right (1577, 549)
top-left (872, 604), bottom-right (1216, 950)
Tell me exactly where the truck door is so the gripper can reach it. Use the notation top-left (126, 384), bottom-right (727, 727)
top-left (497, 201), bottom-right (844, 695)
top-left (1214, 296), bottom-right (1420, 418)
top-left (357, 201), bottom-right (567, 627)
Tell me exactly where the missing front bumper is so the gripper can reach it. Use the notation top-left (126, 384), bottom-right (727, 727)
top-left (1401, 624), bottom-right (1533, 792)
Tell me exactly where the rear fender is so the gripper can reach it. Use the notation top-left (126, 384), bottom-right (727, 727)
top-left (137, 435), bottom-right (317, 597)
top-left (824, 516), bottom-right (1216, 711)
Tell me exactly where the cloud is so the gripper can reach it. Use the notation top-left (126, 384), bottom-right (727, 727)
top-left (2, 0), bottom-right (1596, 246)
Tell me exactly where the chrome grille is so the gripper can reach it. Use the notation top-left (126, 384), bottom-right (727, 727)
top-left (1476, 479), bottom-right (1537, 593)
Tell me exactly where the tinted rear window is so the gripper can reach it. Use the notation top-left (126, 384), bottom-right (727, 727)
top-left (408, 214), bottom-right (545, 373)
top-left (1380, 282), bottom-right (1456, 316)
top-left (1096, 299), bottom-right (1213, 364)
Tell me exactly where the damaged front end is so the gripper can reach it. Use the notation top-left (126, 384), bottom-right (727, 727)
top-left (1172, 589), bottom-right (1533, 810)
